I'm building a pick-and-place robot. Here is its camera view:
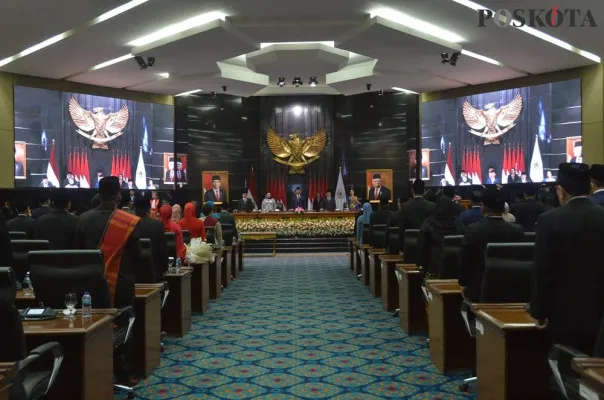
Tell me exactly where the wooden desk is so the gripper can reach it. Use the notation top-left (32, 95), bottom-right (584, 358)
top-left (379, 254), bottom-right (402, 311)
top-left (241, 231), bottom-right (276, 256)
top-left (14, 290), bottom-right (37, 309)
top-left (360, 245), bottom-right (371, 286)
top-left (162, 269), bottom-right (192, 337)
top-left (474, 304), bottom-right (550, 400)
top-left (426, 280), bottom-right (475, 373)
top-left (0, 363), bottom-right (16, 400)
top-left (572, 358), bottom-right (604, 398)
top-left (231, 242), bottom-right (238, 279)
top-left (221, 246), bottom-right (233, 288)
top-left (190, 263), bottom-right (210, 313)
top-left (209, 250), bottom-right (222, 300)
top-left (368, 248), bottom-right (385, 297)
top-left (396, 264), bottom-right (427, 334)
top-left (238, 239), bottom-right (243, 271)
top-left (133, 285), bottom-right (161, 378)
top-left (23, 311), bottom-right (115, 400)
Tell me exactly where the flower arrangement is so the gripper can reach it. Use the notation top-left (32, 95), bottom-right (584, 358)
top-left (294, 207), bottom-right (305, 214)
top-left (237, 216), bottom-right (355, 237)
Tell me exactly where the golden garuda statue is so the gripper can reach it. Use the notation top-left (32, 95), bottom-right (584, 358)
top-left (68, 97), bottom-right (129, 150)
top-left (267, 127), bottom-right (327, 174)
top-left (462, 93), bottom-right (523, 145)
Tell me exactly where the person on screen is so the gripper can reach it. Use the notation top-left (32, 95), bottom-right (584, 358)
top-left (150, 191), bottom-right (160, 215)
top-left (117, 174), bottom-right (128, 189)
top-left (368, 174), bottom-right (391, 201)
top-left (545, 170), bottom-right (556, 182)
top-left (175, 159), bottom-right (186, 182)
top-left (127, 179), bottom-right (136, 190)
top-left (486, 167), bottom-right (500, 185)
top-left (165, 157), bottom-right (175, 183)
top-left (93, 171), bottom-right (104, 188)
top-left (313, 193), bottom-right (322, 212)
top-left (39, 176), bottom-right (54, 188)
top-left (410, 163), bottom-right (428, 179)
top-left (261, 193), bottom-right (277, 212)
top-left (322, 190), bottom-right (336, 211)
top-left (147, 179), bottom-right (157, 190)
top-left (348, 189), bottom-right (360, 210)
top-left (14, 146), bottom-right (24, 177)
top-left (290, 187), bottom-right (305, 210)
top-left (240, 191), bottom-right (256, 212)
top-left (204, 175), bottom-right (227, 202)
top-left (439, 177), bottom-right (448, 187)
top-left (63, 172), bottom-right (79, 188)
top-left (507, 168), bottom-right (521, 184)
top-left (521, 173), bottom-right (532, 183)
top-left (570, 141), bottom-right (583, 163)
top-left (458, 171), bottom-right (471, 186)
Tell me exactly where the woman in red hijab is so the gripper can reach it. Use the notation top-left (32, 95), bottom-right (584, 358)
top-left (159, 204), bottom-right (187, 261)
top-left (178, 202), bottom-right (207, 240)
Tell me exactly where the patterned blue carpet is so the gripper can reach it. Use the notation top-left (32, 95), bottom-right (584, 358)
top-left (133, 254), bottom-right (476, 399)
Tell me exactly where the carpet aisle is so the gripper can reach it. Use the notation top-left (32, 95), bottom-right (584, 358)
top-left (133, 255), bottom-right (476, 399)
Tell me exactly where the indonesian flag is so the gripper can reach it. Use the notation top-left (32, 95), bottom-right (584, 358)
top-left (502, 145), bottom-right (509, 183)
top-left (46, 141), bottom-right (60, 188)
top-left (444, 143), bottom-right (455, 185)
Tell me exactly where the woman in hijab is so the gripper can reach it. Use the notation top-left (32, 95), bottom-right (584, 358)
top-left (356, 202), bottom-right (373, 244)
top-left (417, 197), bottom-right (463, 277)
top-left (178, 202), bottom-right (207, 240)
top-left (171, 204), bottom-right (182, 223)
top-left (160, 204), bottom-right (187, 261)
top-left (502, 202), bottom-right (516, 223)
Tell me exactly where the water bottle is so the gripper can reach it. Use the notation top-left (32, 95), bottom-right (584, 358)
top-left (23, 272), bottom-right (33, 296)
top-left (175, 258), bottom-right (181, 272)
top-left (82, 291), bottom-right (92, 318)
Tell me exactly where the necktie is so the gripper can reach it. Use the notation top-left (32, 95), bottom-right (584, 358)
top-left (375, 188), bottom-right (378, 198)
top-left (216, 190), bottom-right (220, 201)
top-left (177, 171), bottom-right (181, 180)
top-left (170, 171), bottom-right (174, 180)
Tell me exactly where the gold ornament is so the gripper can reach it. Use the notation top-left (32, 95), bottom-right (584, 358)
top-left (462, 93), bottom-right (523, 145)
top-left (69, 97), bottom-right (129, 150)
top-left (266, 127), bottom-right (327, 174)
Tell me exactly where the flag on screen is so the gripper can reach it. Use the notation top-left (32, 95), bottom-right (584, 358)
top-left (530, 135), bottom-right (544, 183)
top-left (307, 172), bottom-right (314, 210)
top-left (46, 140), bottom-right (60, 188)
top-left (248, 168), bottom-right (257, 204)
top-left (335, 168), bottom-right (346, 210)
top-left (501, 144), bottom-right (508, 183)
top-left (444, 143), bottom-right (455, 185)
top-left (135, 147), bottom-right (146, 189)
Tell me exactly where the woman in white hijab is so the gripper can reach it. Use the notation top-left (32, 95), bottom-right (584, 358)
top-left (502, 202), bottom-right (516, 223)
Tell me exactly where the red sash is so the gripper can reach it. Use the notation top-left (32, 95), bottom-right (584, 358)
top-left (99, 209), bottom-right (140, 306)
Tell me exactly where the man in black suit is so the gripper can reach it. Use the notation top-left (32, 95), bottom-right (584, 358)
top-left (509, 186), bottom-right (548, 231)
top-left (31, 197), bottom-right (52, 220)
top-left (175, 159), bottom-right (186, 183)
top-left (290, 187), bottom-right (305, 210)
top-left (239, 192), bottom-right (255, 212)
top-left (39, 177), bottom-right (54, 188)
top-left (590, 165), bottom-right (604, 206)
top-left (35, 192), bottom-right (77, 250)
top-left (368, 173), bottom-right (391, 202)
top-left (569, 141), bottom-right (583, 163)
top-left (204, 175), bottom-right (227, 203)
top-left (7, 204), bottom-right (35, 239)
top-left (398, 179), bottom-right (436, 233)
top-left (530, 163), bottom-right (604, 355)
top-left (369, 197), bottom-right (392, 247)
top-left (63, 172), bottom-right (79, 188)
top-left (134, 195), bottom-right (167, 282)
top-left (458, 187), bottom-right (524, 301)
top-left (507, 168), bottom-right (521, 184)
top-left (321, 190), bottom-right (337, 211)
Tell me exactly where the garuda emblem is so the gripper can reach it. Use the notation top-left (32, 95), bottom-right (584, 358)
top-left (267, 127), bottom-right (327, 174)
top-left (462, 93), bottom-right (523, 145)
top-left (69, 97), bottom-right (129, 150)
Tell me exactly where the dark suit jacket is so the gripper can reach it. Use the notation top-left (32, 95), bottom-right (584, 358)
top-left (204, 189), bottom-right (227, 203)
top-left (530, 198), bottom-right (604, 354)
top-left (239, 198), bottom-right (254, 212)
top-left (312, 198), bottom-right (321, 212)
top-left (507, 174), bottom-right (521, 184)
top-left (15, 162), bottom-right (24, 177)
top-left (460, 206), bottom-right (483, 227)
top-left (136, 217), bottom-right (168, 282)
top-left (510, 199), bottom-right (549, 231)
top-left (321, 197), bottom-right (336, 211)
top-left (7, 215), bottom-right (36, 239)
top-left (291, 195), bottom-right (306, 210)
top-left (592, 190), bottom-right (604, 206)
top-left (486, 177), bottom-right (500, 185)
top-left (35, 210), bottom-right (77, 249)
top-left (396, 197), bottom-right (436, 249)
top-left (76, 202), bottom-right (142, 307)
top-left (31, 206), bottom-right (52, 220)
top-left (459, 216), bottom-right (524, 301)
top-left (368, 186), bottom-right (391, 202)
top-left (0, 214), bottom-right (13, 267)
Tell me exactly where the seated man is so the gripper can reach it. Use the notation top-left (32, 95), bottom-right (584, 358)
top-left (7, 203), bottom-right (35, 239)
top-left (134, 195), bottom-right (168, 281)
top-left (35, 192), bottom-right (77, 249)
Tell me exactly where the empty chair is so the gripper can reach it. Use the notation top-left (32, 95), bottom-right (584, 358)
top-left (403, 229), bottom-right (421, 264)
top-left (371, 224), bottom-right (387, 248)
top-left (362, 225), bottom-right (371, 245)
top-left (387, 226), bottom-right (399, 254)
top-left (164, 232), bottom-right (176, 261)
top-left (0, 267), bottom-right (64, 400)
top-left (181, 229), bottom-right (191, 245)
top-left (523, 231), bottom-right (536, 242)
top-left (480, 242), bottom-right (535, 303)
top-left (9, 231), bottom-right (26, 240)
top-left (10, 240), bottom-right (50, 283)
top-left (438, 235), bottom-right (464, 278)
top-left (137, 238), bottom-right (156, 283)
top-left (221, 223), bottom-right (234, 246)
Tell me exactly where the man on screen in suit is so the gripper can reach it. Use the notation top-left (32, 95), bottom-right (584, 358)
top-left (239, 191), bottom-right (255, 212)
top-left (39, 176), bottom-right (54, 188)
top-left (507, 168), bottom-right (521, 184)
top-left (368, 174), bottom-right (391, 202)
top-left (175, 159), bottom-right (186, 183)
top-left (93, 171), bottom-right (103, 188)
top-left (204, 175), bottom-right (227, 203)
top-left (321, 189), bottom-right (336, 211)
top-left (63, 172), bottom-right (79, 188)
top-left (530, 163), bottom-right (604, 355)
top-left (570, 141), bottom-right (583, 163)
top-left (290, 187), bottom-right (305, 210)
top-left (14, 146), bottom-right (24, 177)
top-left (485, 167), bottom-right (500, 185)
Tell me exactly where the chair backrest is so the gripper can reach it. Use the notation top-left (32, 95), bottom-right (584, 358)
top-left (480, 243), bottom-right (535, 303)
top-left (205, 227), bottom-right (216, 246)
top-left (181, 229), bottom-right (191, 245)
top-left (28, 250), bottom-right (111, 308)
top-left (523, 232), bottom-right (536, 242)
top-left (0, 267), bottom-right (27, 363)
top-left (221, 223), bottom-right (234, 246)
top-left (387, 227), bottom-right (400, 254)
top-left (137, 238), bottom-right (156, 283)
top-left (362, 225), bottom-right (370, 244)
top-left (8, 231), bottom-right (26, 240)
top-left (371, 224), bottom-right (387, 248)
top-left (403, 229), bottom-right (421, 264)
top-left (10, 239), bottom-right (50, 282)
top-left (164, 232), bottom-right (176, 260)
top-left (439, 235), bottom-right (464, 278)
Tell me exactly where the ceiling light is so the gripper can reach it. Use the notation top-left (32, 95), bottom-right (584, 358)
top-left (292, 77), bottom-right (303, 87)
top-left (450, 0), bottom-right (601, 63)
top-left (309, 77), bottom-right (318, 87)
top-left (94, 0), bottom-right (149, 23)
top-left (370, 7), bottom-right (465, 43)
top-left (277, 77), bottom-right (286, 87)
top-left (127, 11), bottom-right (226, 47)
top-left (175, 89), bottom-right (202, 97)
top-left (461, 49), bottom-right (504, 66)
top-left (260, 41), bottom-right (335, 48)
top-left (293, 106), bottom-right (302, 116)
top-left (90, 54), bottom-right (134, 71)
top-left (392, 87), bottom-right (418, 94)
top-left (157, 72), bottom-right (170, 79)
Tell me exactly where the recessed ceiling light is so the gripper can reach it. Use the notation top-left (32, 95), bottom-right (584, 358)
top-left (94, 0), bottom-right (149, 23)
top-left (175, 89), bottom-right (202, 97)
top-left (370, 7), bottom-right (465, 43)
top-left (461, 50), bottom-right (504, 66)
top-left (450, 0), bottom-right (601, 63)
top-left (157, 72), bottom-right (170, 79)
top-left (127, 11), bottom-right (226, 47)
top-left (90, 54), bottom-right (134, 71)
top-left (260, 41), bottom-right (335, 48)
top-left (392, 87), bottom-right (418, 94)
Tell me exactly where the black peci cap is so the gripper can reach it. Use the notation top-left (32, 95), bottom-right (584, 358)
top-left (98, 176), bottom-right (120, 196)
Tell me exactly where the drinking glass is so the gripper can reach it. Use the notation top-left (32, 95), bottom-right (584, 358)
top-left (168, 257), bottom-right (175, 273)
top-left (64, 293), bottom-right (77, 315)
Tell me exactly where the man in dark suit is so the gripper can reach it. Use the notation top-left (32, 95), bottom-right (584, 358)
top-left (239, 192), bottom-right (255, 212)
top-left (35, 192), bottom-right (77, 250)
top-left (398, 179), bottom-right (436, 233)
top-left (459, 190), bottom-right (484, 228)
top-left (117, 174), bottom-right (128, 189)
top-left (486, 167), bottom-right (500, 185)
top-left (590, 164), bottom-right (604, 206)
top-left (93, 171), bottom-right (103, 189)
top-left (458, 187), bottom-right (524, 301)
top-left (530, 163), bottom-right (604, 355)
top-left (509, 186), bottom-right (548, 231)
top-left (134, 195), bottom-right (167, 282)
top-left (507, 168), bottom-right (521, 184)
top-left (175, 159), bottom-right (186, 183)
top-left (321, 190), bottom-right (337, 211)
top-left (290, 187), bottom-right (306, 210)
top-left (39, 177), bottom-right (54, 188)
top-left (569, 141), bottom-right (583, 163)
top-left (63, 172), bottom-right (79, 188)
top-left (368, 173), bottom-right (391, 202)
top-left (7, 204), bottom-right (35, 239)
top-left (204, 175), bottom-right (227, 203)
top-left (31, 197), bottom-right (52, 220)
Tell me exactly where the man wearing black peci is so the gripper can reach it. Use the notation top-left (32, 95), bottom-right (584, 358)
top-left (290, 187), bottom-right (306, 210)
top-left (204, 175), bottom-right (227, 203)
top-left (134, 195), bottom-right (168, 282)
top-left (35, 192), bottom-right (77, 250)
top-left (509, 185), bottom-right (548, 231)
top-left (321, 189), bottom-right (336, 211)
top-left (7, 203), bottom-right (35, 239)
top-left (368, 173), bottom-right (391, 202)
top-left (397, 179), bottom-right (436, 233)
top-left (507, 168), bottom-right (521, 184)
top-left (590, 164), bottom-right (604, 206)
top-left (530, 163), bottom-right (604, 355)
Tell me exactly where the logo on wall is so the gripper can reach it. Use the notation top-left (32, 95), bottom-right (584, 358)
top-left (68, 98), bottom-right (130, 150)
top-left (267, 127), bottom-right (327, 174)
top-left (462, 93), bottom-right (523, 145)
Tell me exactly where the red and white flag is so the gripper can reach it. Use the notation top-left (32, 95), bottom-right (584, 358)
top-left (46, 140), bottom-right (60, 188)
top-left (444, 143), bottom-right (455, 185)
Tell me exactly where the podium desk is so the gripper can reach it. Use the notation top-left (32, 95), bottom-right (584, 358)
top-left (368, 248), bottom-right (385, 297)
top-left (0, 363), bottom-right (16, 400)
top-left (396, 264), bottom-right (427, 334)
top-left (133, 285), bottom-right (162, 377)
top-left (162, 269), bottom-right (192, 337)
top-left (359, 245), bottom-right (372, 286)
top-left (572, 358), bottom-right (604, 398)
top-left (14, 290), bottom-right (37, 309)
top-left (209, 250), bottom-right (222, 299)
top-left (426, 280), bottom-right (475, 373)
top-left (380, 255), bottom-right (402, 311)
top-left (190, 263), bottom-right (210, 313)
top-left (23, 310), bottom-right (115, 400)
top-left (231, 242), bottom-right (238, 279)
top-left (238, 239), bottom-right (243, 271)
top-left (221, 246), bottom-right (232, 288)
top-left (474, 304), bottom-right (550, 400)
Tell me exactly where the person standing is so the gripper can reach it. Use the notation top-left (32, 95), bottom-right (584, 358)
top-left (459, 190), bottom-right (484, 228)
top-left (178, 202), bottom-right (207, 241)
top-left (530, 163), bottom-right (604, 355)
top-left (31, 197), bottom-right (52, 219)
top-left (290, 187), bottom-right (305, 210)
top-left (321, 190), bottom-right (336, 211)
top-left (7, 204), bottom-right (35, 239)
top-left (509, 186), bottom-right (548, 231)
top-left (35, 192), bottom-right (77, 249)
top-left (590, 164), bottom-right (604, 206)
top-left (134, 195), bottom-right (168, 280)
top-left (201, 203), bottom-right (222, 247)
top-left (239, 191), bottom-right (256, 212)
top-left (261, 193), bottom-right (277, 212)
top-left (356, 202), bottom-right (373, 245)
top-left (486, 167), bottom-right (500, 185)
top-left (312, 193), bottom-right (322, 212)
top-left (507, 168), bottom-right (521, 184)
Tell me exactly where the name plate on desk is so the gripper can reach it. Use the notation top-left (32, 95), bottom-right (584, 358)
top-left (579, 383), bottom-right (599, 400)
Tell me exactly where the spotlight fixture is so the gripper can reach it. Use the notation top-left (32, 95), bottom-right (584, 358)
top-left (210, 91), bottom-right (217, 99)
top-left (134, 55), bottom-right (147, 70)
top-left (377, 89), bottom-right (383, 96)
top-left (366, 83), bottom-right (372, 91)
top-left (277, 77), bottom-right (286, 87)
top-left (222, 85), bottom-right (227, 92)
top-left (146, 57), bottom-right (155, 67)
top-left (309, 77), bottom-right (318, 87)
top-left (292, 77), bottom-right (303, 87)
top-left (440, 51), bottom-right (461, 67)
top-left (449, 51), bottom-right (460, 66)
top-left (441, 52), bottom-right (449, 64)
